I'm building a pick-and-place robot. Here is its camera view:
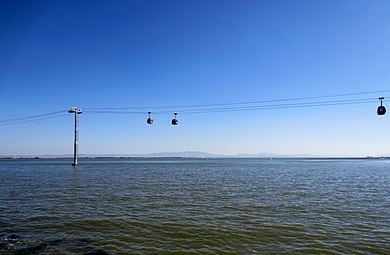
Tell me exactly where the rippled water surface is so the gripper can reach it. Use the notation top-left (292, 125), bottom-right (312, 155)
top-left (0, 158), bottom-right (389, 254)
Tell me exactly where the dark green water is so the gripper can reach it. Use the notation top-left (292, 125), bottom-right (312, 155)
top-left (0, 158), bottom-right (389, 254)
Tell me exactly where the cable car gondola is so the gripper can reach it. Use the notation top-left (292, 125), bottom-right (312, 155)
top-left (377, 97), bottom-right (386, 116)
top-left (171, 113), bottom-right (179, 125)
top-left (147, 112), bottom-right (154, 124)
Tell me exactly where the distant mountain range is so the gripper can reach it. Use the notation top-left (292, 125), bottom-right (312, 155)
top-left (2, 151), bottom-right (389, 159)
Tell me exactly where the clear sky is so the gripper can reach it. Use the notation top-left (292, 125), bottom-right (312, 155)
top-left (1, 0), bottom-right (390, 156)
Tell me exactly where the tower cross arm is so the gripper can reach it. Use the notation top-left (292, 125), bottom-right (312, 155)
top-left (68, 107), bottom-right (83, 114)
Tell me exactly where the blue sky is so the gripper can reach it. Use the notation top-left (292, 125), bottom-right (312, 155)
top-left (1, 0), bottom-right (390, 156)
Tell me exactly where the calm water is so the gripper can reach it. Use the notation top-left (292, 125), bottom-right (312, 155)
top-left (0, 158), bottom-right (389, 254)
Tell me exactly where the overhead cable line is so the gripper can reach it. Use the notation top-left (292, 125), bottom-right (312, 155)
top-left (84, 97), bottom-right (381, 115)
top-left (176, 98), bottom-right (378, 114)
top-left (82, 89), bottom-right (390, 110)
top-left (0, 91), bottom-right (387, 127)
top-left (0, 110), bottom-right (66, 124)
top-left (178, 99), bottom-right (377, 114)
top-left (0, 113), bottom-right (68, 127)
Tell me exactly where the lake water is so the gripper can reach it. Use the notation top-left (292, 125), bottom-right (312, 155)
top-left (0, 158), bottom-right (389, 254)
